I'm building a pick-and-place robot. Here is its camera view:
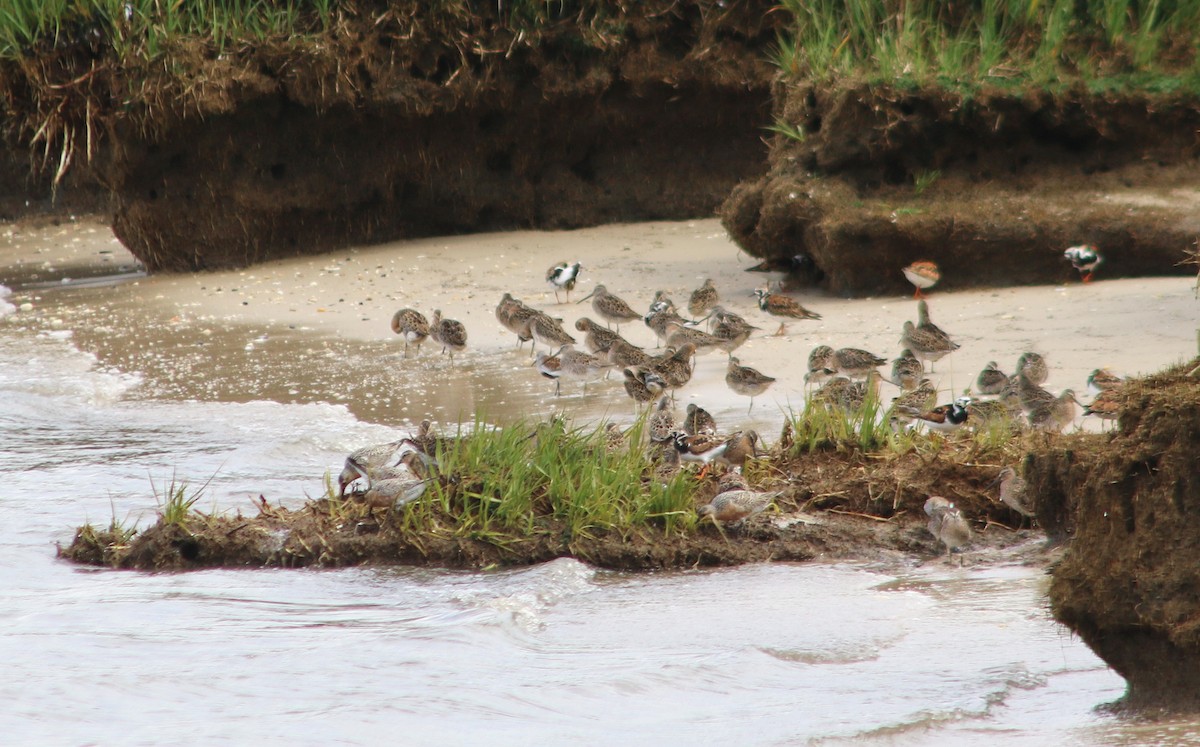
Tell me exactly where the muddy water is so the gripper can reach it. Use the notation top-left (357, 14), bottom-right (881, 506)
top-left (3, 224), bottom-right (1200, 743)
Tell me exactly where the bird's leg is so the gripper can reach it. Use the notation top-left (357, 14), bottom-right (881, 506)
top-left (1083, 272), bottom-right (1094, 283)
top-left (747, 398), bottom-right (754, 415)
top-left (773, 322), bottom-right (787, 337)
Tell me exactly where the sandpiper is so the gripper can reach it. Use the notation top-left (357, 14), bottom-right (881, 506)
top-left (754, 287), bottom-right (822, 335)
top-left (430, 310), bottom-right (467, 360)
top-left (602, 422), bottom-right (627, 453)
top-left (1015, 370), bottom-right (1055, 415)
top-left (688, 278), bottom-right (719, 317)
top-left (652, 343), bottom-right (697, 391)
top-left (390, 308), bottom-right (430, 358)
top-left (715, 468), bottom-right (749, 494)
top-left (711, 316), bottom-right (759, 354)
top-left (1087, 367), bottom-right (1124, 394)
top-left (829, 347), bottom-right (888, 379)
top-left (1027, 389), bottom-right (1079, 433)
top-left (649, 396), bottom-right (677, 443)
top-left (623, 366), bottom-right (666, 407)
top-left (901, 300), bottom-right (959, 370)
top-left (1083, 388), bottom-right (1121, 423)
top-left (726, 356), bottom-right (776, 413)
top-left (902, 260), bottom-right (941, 299)
top-left (644, 307), bottom-right (691, 346)
top-left (812, 376), bottom-right (857, 412)
top-left (337, 439), bottom-right (406, 497)
top-left (578, 284), bottom-right (642, 330)
top-left (1016, 352), bottom-right (1048, 386)
top-left (559, 344), bottom-right (609, 394)
top-left (684, 403), bottom-right (717, 436)
top-left (575, 317), bottom-right (625, 355)
top-left (651, 446), bottom-right (682, 484)
top-left (664, 320), bottom-right (725, 356)
top-left (533, 347), bottom-right (566, 396)
top-left (607, 338), bottom-right (653, 369)
top-left (987, 467), bottom-right (1033, 519)
top-left (890, 348), bottom-right (924, 390)
top-left (1064, 244), bottom-right (1102, 283)
top-left (975, 361), bottom-right (1009, 396)
top-left (546, 261), bottom-right (582, 302)
top-left (401, 419), bottom-right (449, 457)
top-left (495, 293), bottom-right (537, 350)
top-left (890, 378), bottom-right (937, 417)
top-left (805, 345), bottom-right (836, 385)
top-left (719, 430), bottom-right (760, 468)
top-left (698, 487), bottom-right (779, 528)
top-left (361, 475), bottom-right (428, 510)
top-left (527, 312), bottom-right (577, 353)
top-left (924, 496), bottom-right (972, 557)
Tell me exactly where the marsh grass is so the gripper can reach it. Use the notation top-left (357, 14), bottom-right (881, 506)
top-left (774, 0), bottom-right (1200, 89)
top-left (913, 169), bottom-right (941, 195)
top-left (151, 469), bottom-right (215, 528)
top-left (400, 415), bottom-right (697, 545)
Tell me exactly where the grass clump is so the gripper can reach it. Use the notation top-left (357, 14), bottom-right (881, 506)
top-left (774, 0), bottom-right (1200, 90)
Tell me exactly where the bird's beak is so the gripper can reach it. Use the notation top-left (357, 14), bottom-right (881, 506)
top-left (577, 289), bottom-right (595, 304)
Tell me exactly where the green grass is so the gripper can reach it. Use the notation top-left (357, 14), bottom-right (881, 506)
top-left (913, 169), bottom-right (941, 195)
top-left (774, 0), bottom-right (1200, 90)
top-left (397, 415), bottom-right (698, 544)
top-left (150, 470), bottom-right (214, 527)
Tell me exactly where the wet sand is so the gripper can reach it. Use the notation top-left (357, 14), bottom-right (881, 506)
top-left (2, 215), bottom-right (1197, 434)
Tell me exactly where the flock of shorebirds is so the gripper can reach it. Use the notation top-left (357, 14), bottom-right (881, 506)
top-left (340, 243), bottom-right (1124, 551)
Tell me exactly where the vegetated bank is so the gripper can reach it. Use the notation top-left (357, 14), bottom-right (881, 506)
top-left (722, 1), bottom-right (1200, 295)
top-left (0, 1), bottom-right (779, 270)
top-left (61, 406), bottom-right (1045, 572)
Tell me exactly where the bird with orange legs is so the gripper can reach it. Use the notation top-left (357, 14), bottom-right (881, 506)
top-left (902, 260), bottom-right (941, 299)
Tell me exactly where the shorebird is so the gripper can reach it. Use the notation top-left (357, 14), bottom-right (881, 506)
top-left (711, 316), bottom-right (759, 354)
top-left (1087, 367), bottom-right (1124, 394)
top-left (337, 439), bottom-right (406, 497)
top-left (902, 260), bottom-right (941, 299)
top-left (715, 468), bottom-right (749, 494)
top-left (1083, 388), bottom-right (1121, 424)
top-left (602, 422), bottom-right (627, 453)
top-left (924, 496), bottom-right (972, 557)
top-left (430, 310), bottom-right (467, 360)
top-left (812, 375), bottom-right (858, 412)
top-left (1027, 389), bottom-right (1079, 433)
top-left (974, 361), bottom-right (1009, 396)
top-left (400, 419), bottom-right (449, 457)
top-left (647, 290), bottom-right (677, 316)
top-left (1016, 352), bottom-right (1048, 386)
top-left (805, 345), bottom-right (837, 385)
top-left (1064, 244), bottom-right (1102, 283)
top-left (664, 320), bottom-right (725, 356)
top-left (754, 287), bottom-right (821, 335)
top-left (726, 356), bottom-right (776, 413)
top-left (495, 293), bottom-right (537, 350)
top-left (546, 261), bottom-right (582, 302)
top-left (575, 317), bottom-right (625, 355)
top-left (644, 307), bottom-right (691, 346)
top-left (559, 344), bottom-right (609, 394)
top-left (684, 403), bottom-right (717, 436)
top-left (890, 378), bottom-right (937, 418)
top-left (622, 366), bottom-right (666, 408)
top-left (1015, 370), bottom-right (1055, 415)
top-left (987, 467), bottom-right (1034, 519)
top-left (828, 347), bottom-right (888, 380)
top-left (361, 475), bottom-right (429, 510)
top-left (673, 431), bottom-right (730, 475)
top-left (527, 312), bottom-right (576, 354)
top-left (890, 348), bottom-right (924, 390)
top-left (688, 278), bottom-right (719, 317)
top-left (652, 343), bottom-right (697, 391)
top-left (606, 338), bottom-right (653, 369)
top-left (648, 396), bottom-right (676, 443)
top-left (533, 346), bottom-right (566, 396)
top-left (651, 446), bottom-right (682, 484)
top-left (697, 487), bottom-right (780, 532)
top-left (390, 308), bottom-right (430, 359)
top-left (719, 430), bottom-right (760, 468)
top-left (901, 300), bottom-right (959, 370)
top-left (901, 400), bottom-right (969, 433)
top-left (578, 284), bottom-right (642, 330)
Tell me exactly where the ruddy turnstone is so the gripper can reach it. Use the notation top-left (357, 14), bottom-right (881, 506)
top-left (726, 356), bottom-right (776, 413)
top-left (901, 400), bottom-right (969, 433)
top-left (890, 348), bottom-right (924, 390)
top-left (546, 261), bottom-right (582, 303)
top-left (578, 284), bottom-right (642, 330)
top-left (1016, 352), bottom-right (1048, 386)
top-left (923, 496), bottom-right (971, 556)
top-left (1063, 244), bottom-right (1102, 283)
top-left (1087, 367), bottom-right (1124, 394)
top-left (974, 361), bottom-right (1009, 396)
top-left (902, 260), bottom-right (941, 299)
top-left (673, 431), bottom-right (730, 474)
top-left (430, 310), bottom-right (467, 360)
top-left (684, 403), bottom-right (717, 436)
top-left (390, 308), bottom-right (430, 358)
top-left (753, 287), bottom-right (822, 335)
top-left (987, 467), bottom-right (1033, 518)
top-left (1083, 388), bottom-right (1121, 422)
top-left (688, 278), bottom-right (719, 317)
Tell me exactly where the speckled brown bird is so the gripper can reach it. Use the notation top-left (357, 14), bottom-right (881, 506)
top-left (684, 403), bottom-right (717, 436)
top-left (754, 287), bottom-right (822, 335)
top-left (726, 356), bottom-right (776, 413)
top-left (430, 309), bottom-right (467, 360)
top-left (391, 308), bottom-right (430, 358)
top-left (719, 430), bottom-right (760, 468)
top-left (688, 278), bottom-right (719, 317)
top-left (578, 284), bottom-right (642, 330)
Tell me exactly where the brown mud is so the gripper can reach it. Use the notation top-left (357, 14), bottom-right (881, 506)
top-left (723, 83), bottom-right (1200, 295)
top-left (1029, 357), bottom-right (1200, 711)
top-left (61, 433), bottom-right (1044, 572)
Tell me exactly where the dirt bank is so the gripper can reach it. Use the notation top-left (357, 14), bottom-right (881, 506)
top-left (722, 83), bottom-right (1200, 295)
top-left (1, 1), bottom-right (779, 271)
top-left (1029, 358), bottom-right (1200, 710)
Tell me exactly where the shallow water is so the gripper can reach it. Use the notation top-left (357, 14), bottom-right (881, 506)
top-left (6, 320), bottom-right (1200, 745)
top-left (3, 220), bottom-right (1200, 744)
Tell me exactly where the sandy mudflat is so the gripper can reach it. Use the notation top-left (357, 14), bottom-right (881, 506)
top-left (2, 215), bottom-right (1198, 434)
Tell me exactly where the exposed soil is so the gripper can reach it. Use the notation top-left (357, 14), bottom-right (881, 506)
top-left (1029, 357), bottom-right (1200, 710)
top-left (60, 433), bottom-right (1044, 572)
top-left (2, 1), bottom-right (780, 271)
top-left (722, 82), bottom-right (1200, 295)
